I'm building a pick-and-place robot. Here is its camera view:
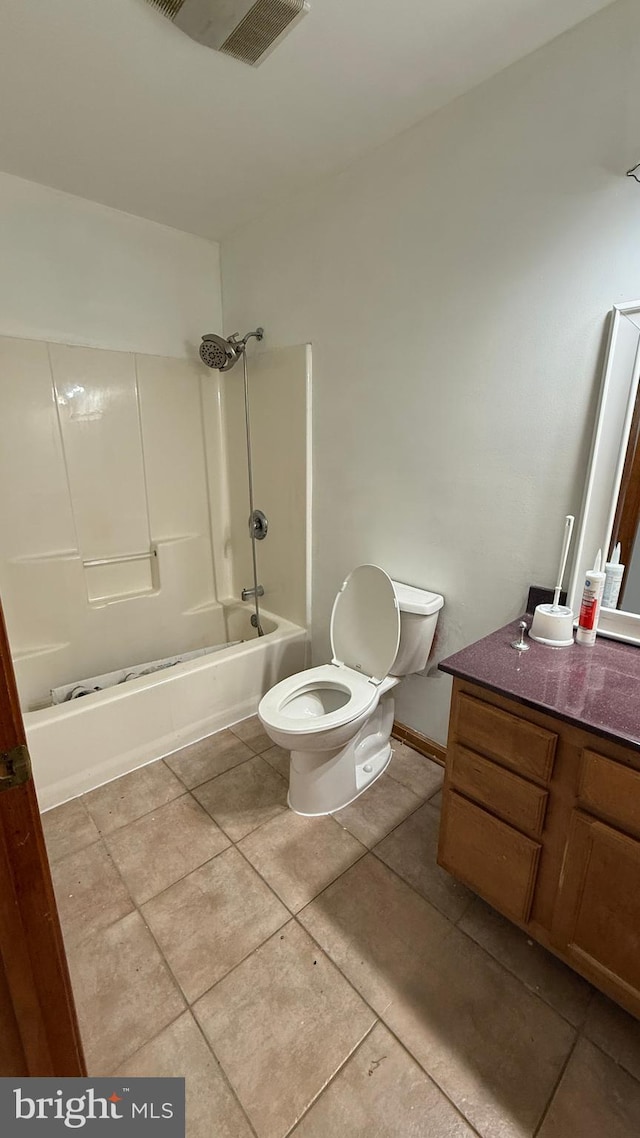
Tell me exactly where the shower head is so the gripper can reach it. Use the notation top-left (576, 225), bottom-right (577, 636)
top-left (200, 334), bottom-right (240, 371)
top-left (199, 328), bottom-right (264, 371)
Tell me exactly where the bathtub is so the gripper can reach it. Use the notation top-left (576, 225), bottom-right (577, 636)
top-left (28, 602), bottom-right (308, 811)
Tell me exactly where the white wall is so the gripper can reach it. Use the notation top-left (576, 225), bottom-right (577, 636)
top-left (221, 0), bottom-right (640, 744)
top-left (0, 171), bottom-right (221, 357)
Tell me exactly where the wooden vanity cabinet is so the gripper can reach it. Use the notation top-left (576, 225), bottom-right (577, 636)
top-left (438, 679), bottom-right (640, 1019)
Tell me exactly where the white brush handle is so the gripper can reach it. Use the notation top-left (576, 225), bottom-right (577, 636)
top-left (553, 515), bottom-right (575, 609)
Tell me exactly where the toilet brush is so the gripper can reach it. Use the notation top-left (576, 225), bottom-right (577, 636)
top-left (529, 515), bottom-right (575, 646)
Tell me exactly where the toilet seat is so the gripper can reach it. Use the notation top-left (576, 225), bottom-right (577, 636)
top-left (260, 567), bottom-right (402, 740)
top-left (258, 663), bottom-right (379, 736)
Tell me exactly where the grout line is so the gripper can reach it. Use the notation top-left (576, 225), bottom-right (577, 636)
top-left (187, 916), bottom-right (299, 1009)
top-left (116, 837), bottom-right (232, 909)
top-left (363, 794), bottom-right (435, 849)
top-left (139, 855), bottom-right (291, 1006)
top-left (282, 1019), bottom-right (380, 1137)
top-left (366, 1024), bottom-right (480, 1138)
top-left (66, 845), bottom-right (191, 1073)
top-left (448, 892), bottom-right (597, 1032)
top-left (531, 1033), bottom-right (578, 1137)
top-left (46, 833), bottom-right (103, 866)
top-left (86, 786), bottom-right (192, 840)
top-left (111, 996), bottom-right (260, 1138)
top-left (106, 1006), bottom-right (188, 1076)
top-left (188, 1012), bottom-right (261, 1138)
top-left (385, 751), bottom-right (445, 798)
top-left (171, 745), bottom-right (286, 803)
top-left (233, 825), bottom-right (370, 921)
top-left (164, 747), bottom-right (257, 794)
top-left (188, 778), bottom-right (290, 846)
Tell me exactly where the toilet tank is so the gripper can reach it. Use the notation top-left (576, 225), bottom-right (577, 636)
top-left (389, 580), bottom-right (444, 676)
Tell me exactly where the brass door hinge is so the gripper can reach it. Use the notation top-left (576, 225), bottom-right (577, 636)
top-left (0, 744), bottom-right (32, 790)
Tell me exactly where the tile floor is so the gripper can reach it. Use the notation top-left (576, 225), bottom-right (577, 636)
top-left (42, 719), bottom-right (640, 1138)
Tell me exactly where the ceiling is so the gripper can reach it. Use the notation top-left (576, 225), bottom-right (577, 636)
top-left (0, 0), bottom-right (616, 239)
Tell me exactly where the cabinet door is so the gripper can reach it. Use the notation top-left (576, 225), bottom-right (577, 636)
top-left (552, 811), bottom-right (640, 1001)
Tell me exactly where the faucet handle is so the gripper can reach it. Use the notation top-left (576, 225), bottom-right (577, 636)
top-left (511, 621), bottom-right (530, 652)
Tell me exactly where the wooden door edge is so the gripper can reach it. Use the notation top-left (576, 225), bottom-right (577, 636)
top-left (0, 595), bottom-right (85, 1076)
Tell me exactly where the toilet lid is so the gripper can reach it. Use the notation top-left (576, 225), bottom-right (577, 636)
top-left (330, 564), bottom-right (400, 683)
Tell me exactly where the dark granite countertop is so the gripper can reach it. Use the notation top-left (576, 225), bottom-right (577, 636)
top-left (439, 618), bottom-right (640, 751)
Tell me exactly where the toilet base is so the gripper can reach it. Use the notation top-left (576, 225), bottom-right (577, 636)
top-left (288, 695), bottom-right (394, 816)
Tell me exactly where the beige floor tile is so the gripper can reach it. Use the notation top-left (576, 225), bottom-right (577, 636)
top-left (583, 991), bottom-right (640, 1081)
top-left (194, 921), bottom-right (375, 1138)
top-left (105, 795), bottom-right (230, 903)
top-left (300, 855), bottom-right (575, 1138)
top-left (430, 789), bottom-right (443, 811)
top-left (67, 911), bottom-right (185, 1073)
top-left (231, 715), bottom-right (273, 754)
top-left (142, 847), bottom-right (289, 1002)
top-left (41, 797), bottom-right (99, 863)
top-left (83, 760), bottom-right (184, 834)
top-left (374, 801), bottom-right (473, 921)
top-left (332, 773), bottom-right (422, 848)
top-left (292, 1023), bottom-right (475, 1138)
top-left (261, 744), bottom-right (290, 781)
top-left (538, 1038), bottom-right (640, 1138)
top-left (238, 810), bottom-right (366, 912)
top-left (51, 840), bottom-right (134, 948)
top-left (299, 855), bottom-right (452, 1008)
top-left (165, 730), bottom-right (254, 789)
top-left (459, 896), bottom-right (593, 1028)
top-left (193, 756), bottom-right (288, 842)
top-left (117, 1012), bottom-right (253, 1138)
top-left (388, 742), bottom-right (445, 800)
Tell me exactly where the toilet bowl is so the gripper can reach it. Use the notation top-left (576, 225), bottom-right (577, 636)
top-left (258, 565), bottom-right (443, 815)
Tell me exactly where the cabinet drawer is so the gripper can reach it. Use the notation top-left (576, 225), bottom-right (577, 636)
top-left (450, 744), bottom-right (548, 837)
top-left (454, 693), bottom-right (557, 783)
top-left (578, 750), bottom-right (640, 839)
top-left (438, 791), bottom-right (541, 924)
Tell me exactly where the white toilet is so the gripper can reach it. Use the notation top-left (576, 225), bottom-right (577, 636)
top-left (258, 564), bottom-right (443, 815)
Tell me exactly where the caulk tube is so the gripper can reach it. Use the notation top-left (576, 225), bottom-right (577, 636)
top-left (602, 543), bottom-right (625, 609)
top-left (576, 550), bottom-right (605, 646)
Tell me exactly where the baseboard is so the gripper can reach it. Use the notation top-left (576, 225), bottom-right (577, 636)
top-left (392, 720), bottom-right (446, 766)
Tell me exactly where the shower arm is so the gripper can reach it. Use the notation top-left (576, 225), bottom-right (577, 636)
top-left (238, 327), bottom-right (264, 349)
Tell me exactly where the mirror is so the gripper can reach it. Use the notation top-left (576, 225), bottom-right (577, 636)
top-left (568, 301), bottom-right (640, 644)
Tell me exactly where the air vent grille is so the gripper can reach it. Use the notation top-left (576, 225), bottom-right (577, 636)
top-left (146, 0), bottom-right (186, 18)
top-left (221, 0), bottom-right (305, 64)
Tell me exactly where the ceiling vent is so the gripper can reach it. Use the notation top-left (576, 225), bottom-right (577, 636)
top-left (145, 0), bottom-right (309, 66)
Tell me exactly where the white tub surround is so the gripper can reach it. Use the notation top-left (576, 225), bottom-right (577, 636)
top-left (0, 336), bottom-right (225, 711)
